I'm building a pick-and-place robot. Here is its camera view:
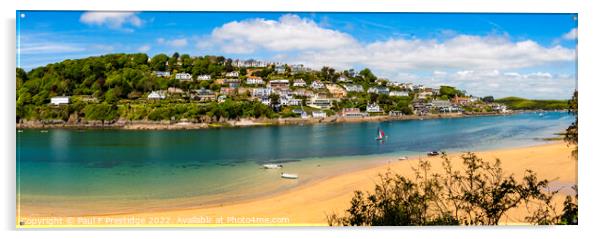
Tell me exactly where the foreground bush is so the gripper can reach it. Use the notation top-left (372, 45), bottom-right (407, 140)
top-left (327, 153), bottom-right (577, 226)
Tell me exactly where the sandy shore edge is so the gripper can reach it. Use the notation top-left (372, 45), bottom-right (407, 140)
top-left (17, 142), bottom-right (577, 227)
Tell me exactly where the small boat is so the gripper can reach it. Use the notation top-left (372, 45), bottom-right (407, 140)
top-left (427, 151), bottom-right (440, 156)
top-left (263, 164), bottom-right (283, 169)
top-left (17, 130), bottom-right (23, 133)
top-left (398, 156), bottom-right (409, 160)
top-left (40, 130), bottom-right (48, 133)
top-left (281, 173), bottom-right (299, 179)
top-left (538, 113), bottom-right (544, 117)
top-left (375, 127), bottom-right (387, 141)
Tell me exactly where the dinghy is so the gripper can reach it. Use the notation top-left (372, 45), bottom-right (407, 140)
top-left (263, 164), bottom-right (283, 169)
top-left (375, 128), bottom-right (387, 141)
top-left (280, 173), bottom-right (298, 179)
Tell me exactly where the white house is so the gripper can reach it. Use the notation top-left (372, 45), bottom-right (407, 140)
top-left (225, 71), bottom-right (239, 78)
top-left (197, 74), bottom-right (211, 81)
top-left (147, 91), bottom-right (166, 100)
top-left (252, 88), bottom-right (272, 97)
top-left (246, 77), bottom-right (265, 85)
top-left (492, 104), bottom-right (508, 113)
top-left (275, 65), bottom-right (286, 74)
top-left (341, 108), bottom-right (365, 117)
top-left (50, 96), bottom-right (70, 105)
top-left (175, 73), bottom-right (192, 81)
top-left (288, 98), bottom-right (302, 106)
top-left (311, 80), bottom-right (325, 89)
top-left (154, 71), bottom-right (171, 77)
top-left (291, 64), bottom-right (308, 74)
top-left (368, 86), bottom-right (390, 95)
top-left (337, 75), bottom-right (350, 82)
top-left (417, 91), bottom-right (433, 99)
top-left (343, 84), bottom-right (364, 93)
top-left (312, 111), bottom-right (327, 118)
top-left (366, 103), bottom-right (382, 113)
top-left (389, 91), bottom-right (409, 97)
top-left (293, 79), bottom-right (307, 87)
top-left (307, 95), bottom-right (332, 109)
top-left (260, 97), bottom-right (271, 106)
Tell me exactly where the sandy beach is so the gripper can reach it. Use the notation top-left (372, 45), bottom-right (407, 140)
top-left (17, 142), bottom-right (577, 227)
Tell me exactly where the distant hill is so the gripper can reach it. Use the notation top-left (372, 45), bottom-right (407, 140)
top-left (495, 97), bottom-right (568, 110)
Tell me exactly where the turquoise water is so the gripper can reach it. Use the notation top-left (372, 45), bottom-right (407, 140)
top-left (16, 112), bottom-right (573, 215)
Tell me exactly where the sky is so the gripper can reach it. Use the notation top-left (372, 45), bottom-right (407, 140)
top-left (16, 11), bottom-right (578, 99)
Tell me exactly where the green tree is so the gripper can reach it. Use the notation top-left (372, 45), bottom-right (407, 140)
top-left (150, 54), bottom-right (169, 71)
top-left (565, 91), bottom-right (577, 158)
top-left (83, 103), bottom-right (119, 124)
top-left (328, 153), bottom-right (560, 226)
top-left (359, 68), bottom-right (377, 83)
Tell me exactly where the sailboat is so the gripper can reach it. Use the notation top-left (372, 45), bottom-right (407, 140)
top-left (375, 127), bottom-right (387, 141)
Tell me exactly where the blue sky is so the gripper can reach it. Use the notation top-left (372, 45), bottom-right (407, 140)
top-left (16, 11), bottom-right (577, 99)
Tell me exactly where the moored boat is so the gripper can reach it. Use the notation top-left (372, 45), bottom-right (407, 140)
top-left (398, 156), bottom-right (409, 160)
top-left (375, 127), bottom-right (387, 141)
top-left (263, 164), bottom-right (283, 169)
top-left (427, 151), bottom-right (440, 156)
top-left (281, 173), bottom-right (298, 179)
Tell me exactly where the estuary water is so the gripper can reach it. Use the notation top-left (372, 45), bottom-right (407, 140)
top-left (16, 111), bottom-right (573, 215)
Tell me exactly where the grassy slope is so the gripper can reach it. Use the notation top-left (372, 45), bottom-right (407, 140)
top-left (495, 97), bottom-right (568, 110)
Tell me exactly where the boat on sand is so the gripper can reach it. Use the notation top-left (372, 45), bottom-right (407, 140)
top-left (281, 173), bottom-right (298, 179)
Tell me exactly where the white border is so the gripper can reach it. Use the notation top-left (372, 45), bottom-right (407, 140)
top-left (3, 0), bottom-right (600, 239)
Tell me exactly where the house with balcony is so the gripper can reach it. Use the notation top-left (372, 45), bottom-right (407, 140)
top-left (292, 79), bottom-right (307, 87)
top-left (341, 108), bottom-right (366, 118)
top-left (252, 88), bottom-right (272, 98)
top-left (175, 73), bottom-right (192, 81)
top-left (312, 111), bottom-right (327, 118)
top-left (197, 74), bottom-right (211, 81)
top-left (269, 79), bottom-right (290, 89)
top-left (368, 86), bottom-right (390, 95)
top-left (310, 80), bottom-right (325, 89)
top-left (366, 103), bottom-right (382, 113)
top-left (246, 76), bottom-right (265, 85)
top-left (191, 89), bottom-right (216, 102)
top-left (154, 71), bottom-right (171, 77)
top-left (225, 71), bottom-right (239, 78)
top-left (147, 91), bottom-right (166, 100)
top-left (50, 96), bottom-right (70, 105)
top-left (343, 84), bottom-right (364, 93)
top-left (389, 91), bottom-right (409, 97)
top-left (307, 95), bottom-right (333, 109)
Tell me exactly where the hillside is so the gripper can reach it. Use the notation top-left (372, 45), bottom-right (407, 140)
top-left (494, 97), bottom-right (568, 110)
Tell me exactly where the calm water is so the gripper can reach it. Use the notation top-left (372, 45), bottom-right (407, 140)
top-left (17, 112), bottom-right (573, 215)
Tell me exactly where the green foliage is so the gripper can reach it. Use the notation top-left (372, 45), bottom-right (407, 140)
top-left (439, 85), bottom-right (464, 98)
top-left (328, 153), bottom-right (569, 226)
top-left (150, 54), bottom-right (169, 71)
top-left (482, 96), bottom-right (494, 103)
top-left (495, 97), bottom-right (568, 110)
top-left (83, 103), bottom-right (119, 122)
top-left (565, 91), bottom-right (578, 158)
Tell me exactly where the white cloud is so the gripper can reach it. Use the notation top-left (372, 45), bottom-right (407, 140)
top-left (388, 70), bottom-right (575, 99)
top-left (19, 42), bottom-right (85, 54)
top-left (157, 38), bottom-right (188, 48)
top-left (201, 14), bottom-right (575, 74)
top-left (292, 35), bottom-right (575, 72)
top-left (206, 14), bottom-right (357, 54)
top-left (138, 44), bottom-right (151, 52)
top-left (563, 28), bottom-right (578, 40)
top-left (80, 12), bottom-right (143, 30)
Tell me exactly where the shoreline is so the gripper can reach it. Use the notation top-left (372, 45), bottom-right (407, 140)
top-left (17, 141), bottom-right (577, 227)
top-left (16, 110), bottom-right (560, 130)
